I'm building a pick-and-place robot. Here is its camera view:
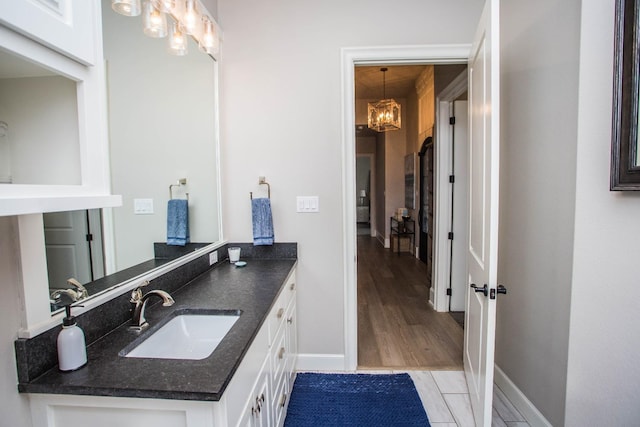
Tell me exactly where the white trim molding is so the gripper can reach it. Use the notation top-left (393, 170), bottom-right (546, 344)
top-left (494, 365), bottom-right (553, 427)
top-left (296, 354), bottom-right (347, 372)
top-left (341, 44), bottom-right (471, 371)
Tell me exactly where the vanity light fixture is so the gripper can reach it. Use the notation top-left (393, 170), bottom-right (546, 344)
top-left (112, 0), bottom-right (142, 16)
top-left (367, 68), bottom-right (402, 132)
top-left (143, 1), bottom-right (167, 38)
top-left (112, 0), bottom-right (220, 58)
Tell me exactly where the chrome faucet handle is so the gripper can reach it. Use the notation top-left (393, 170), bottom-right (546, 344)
top-left (130, 280), bottom-right (151, 303)
top-left (130, 288), bottom-right (143, 303)
top-left (67, 278), bottom-right (88, 300)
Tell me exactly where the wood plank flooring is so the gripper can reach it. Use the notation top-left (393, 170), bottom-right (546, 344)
top-left (357, 235), bottom-right (463, 370)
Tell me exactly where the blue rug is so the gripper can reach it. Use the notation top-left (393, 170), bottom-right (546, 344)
top-left (284, 373), bottom-right (431, 427)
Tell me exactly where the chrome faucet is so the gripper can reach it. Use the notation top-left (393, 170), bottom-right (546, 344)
top-left (129, 282), bottom-right (175, 331)
top-left (50, 278), bottom-right (89, 306)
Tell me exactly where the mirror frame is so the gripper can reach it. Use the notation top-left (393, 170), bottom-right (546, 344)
top-left (611, 0), bottom-right (640, 190)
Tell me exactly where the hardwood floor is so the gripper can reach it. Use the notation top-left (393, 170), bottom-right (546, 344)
top-left (357, 235), bottom-right (464, 370)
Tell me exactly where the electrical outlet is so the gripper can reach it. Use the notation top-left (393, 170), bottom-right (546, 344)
top-left (209, 251), bottom-right (218, 265)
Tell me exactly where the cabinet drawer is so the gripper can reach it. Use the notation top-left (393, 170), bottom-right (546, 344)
top-left (284, 299), bottom-right (297, 378)
top-left (267, 272), bottom-right (296, 344)
top-left (270, 324), bottom-right (287, 389)
top-left (272, 367), bottom-right (289, 427)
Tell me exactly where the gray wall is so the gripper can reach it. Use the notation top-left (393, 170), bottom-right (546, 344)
top-left (218, 0), bottom-right (484, 359)
top-left (496, 0), bottom-right (581, 425)
top-left (565, 0), bottom-right (640, 424)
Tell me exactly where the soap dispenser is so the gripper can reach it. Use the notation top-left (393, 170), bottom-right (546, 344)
top-left (57, 305), bottom-right (87, 372)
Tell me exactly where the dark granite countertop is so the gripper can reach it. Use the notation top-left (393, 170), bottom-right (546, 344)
top-left (19, 258), bottom-right (297, 401)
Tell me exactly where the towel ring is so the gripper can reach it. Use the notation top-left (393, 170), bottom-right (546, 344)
top-left (250, 177), bottom-right (271, 200)
top-left (169, 178), bottom-right (189, 201)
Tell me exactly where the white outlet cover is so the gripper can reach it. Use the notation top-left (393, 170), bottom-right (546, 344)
top-left (209, 251), bottom-right (218, 265)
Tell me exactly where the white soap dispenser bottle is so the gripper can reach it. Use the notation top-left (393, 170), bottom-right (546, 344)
top-left (57, 305), bottom-right (87, 372)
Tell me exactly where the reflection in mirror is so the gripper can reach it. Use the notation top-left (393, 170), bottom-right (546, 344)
top-left (43, 1), bottom-right (221, 312)
top-left (0, 50), bottom-right (81, 185)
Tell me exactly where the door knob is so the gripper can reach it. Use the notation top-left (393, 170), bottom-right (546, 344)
top-left (470, 283), bottom-right (488, 297)
top-left (490, 285), bottom-right (507, 299)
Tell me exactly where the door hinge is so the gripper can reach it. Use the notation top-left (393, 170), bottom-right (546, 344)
top-left (448, 232), bottom-right (454, 240)
top-left (86, 233), bottom-right (93, 242)
top-left (449, 175), bottom-right (455, 183)
top-left (449, 116), bottom-right (456, 125)
top-left (446, 288), bottom-right (452, 296)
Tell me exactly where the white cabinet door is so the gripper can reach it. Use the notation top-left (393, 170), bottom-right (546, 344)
top-left (0, 0), bottom-right (97, 65)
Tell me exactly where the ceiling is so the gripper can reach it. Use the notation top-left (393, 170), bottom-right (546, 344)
top-left (355, 65), bottom-right (427, 100)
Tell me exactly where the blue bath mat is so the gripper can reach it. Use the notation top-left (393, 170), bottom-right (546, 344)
top-left (284, 373), bottom-right (430, 427)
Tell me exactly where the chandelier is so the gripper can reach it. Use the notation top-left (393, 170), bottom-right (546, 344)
top-left (367, 67), bottom-right (401, 132)
top-left (111, 0), bottom-right (220, 56)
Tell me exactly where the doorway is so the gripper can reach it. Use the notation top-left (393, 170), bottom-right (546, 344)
top-left (353, 62), bottom-right (468, 370)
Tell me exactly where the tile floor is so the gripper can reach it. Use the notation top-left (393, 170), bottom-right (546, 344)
top-left (358, 370), bottom-right (530, 426)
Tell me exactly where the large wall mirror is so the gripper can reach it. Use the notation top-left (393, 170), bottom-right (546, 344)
top-left (611, 0), bottom-right (640, 190)
top-left (43, 0), bottom-right (222, 311)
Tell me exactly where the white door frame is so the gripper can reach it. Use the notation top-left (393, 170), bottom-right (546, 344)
top-left (341, 45), bottom-right (471, 370)
top-left (432, 72), bottom-right (469, 312)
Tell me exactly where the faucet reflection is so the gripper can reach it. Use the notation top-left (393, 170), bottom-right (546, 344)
top-left (129, 281), bottom-right (175, 331)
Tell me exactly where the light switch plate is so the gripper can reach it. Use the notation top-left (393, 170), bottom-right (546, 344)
top-left (296, 196), bottom-right (319, 213)
top-left (134, 198), bottom-right (154, 214)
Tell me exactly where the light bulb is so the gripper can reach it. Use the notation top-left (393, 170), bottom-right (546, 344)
top-left (112, 0), bottom-right (141, 16)
top-left (143, 1), bottom-right (167, 38)
top-left (198, 16), bottom-right (219, 54)
top-left (180, 0), bottom-right (198, 35)
top-left (168, 21), bottom-right (188, 56)
top-left (152, 0), bottom-right (175, 13)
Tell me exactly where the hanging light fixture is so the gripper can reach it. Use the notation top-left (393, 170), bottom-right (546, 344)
top-left (367, 67), bottom-right (401, 132)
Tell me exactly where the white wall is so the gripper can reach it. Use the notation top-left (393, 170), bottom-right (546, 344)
top-left (496, 0), bottom-right (581, 425)
top-left (217, 0), bottom-right (483, 364)
top-left (0, 217), bottom-right (33, 426)
top-left (0, 76), bottom-right (80, 185)
top-left (565, 0), bottom-right (640, 424)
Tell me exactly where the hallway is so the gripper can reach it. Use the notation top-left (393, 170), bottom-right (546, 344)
top-left (357, 235), bottom-right (464, 369)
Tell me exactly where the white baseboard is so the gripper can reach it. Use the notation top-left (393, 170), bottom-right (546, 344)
top-left (494, 365), bottom-right (552, 427)
top-left (296, 354), bottom-right (346, 371)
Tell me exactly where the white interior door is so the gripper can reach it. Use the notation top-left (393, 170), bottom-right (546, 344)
top-left (44, 210), bottom-right (93, 290)
top-left (450, 100), bottom-right (469, 312)
top-left (464, 0), bottom-right (500, 425)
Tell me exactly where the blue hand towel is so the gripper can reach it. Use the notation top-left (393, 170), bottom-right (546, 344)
top-left (252, 197), bottom-right (274, 246)
top-left (167, 199), bottom-right (190, 246)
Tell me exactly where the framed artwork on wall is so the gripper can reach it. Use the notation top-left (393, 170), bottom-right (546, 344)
top-left (611, 0), bottom-right (640, 190)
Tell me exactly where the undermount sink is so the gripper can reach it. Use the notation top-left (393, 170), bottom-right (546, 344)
top-left (121, 309), bottom-right (241, 360)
